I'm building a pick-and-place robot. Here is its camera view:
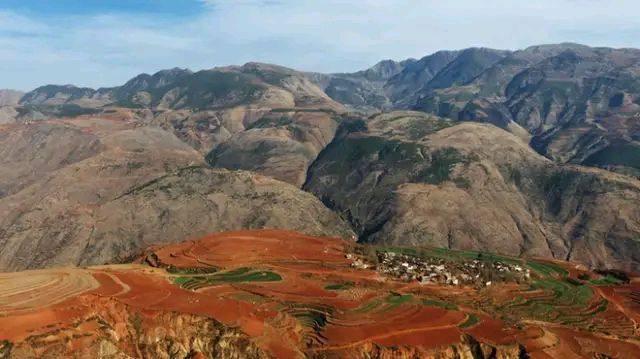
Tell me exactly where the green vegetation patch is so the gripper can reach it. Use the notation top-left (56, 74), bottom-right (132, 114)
top-left (459, 314), bottom-right (480, 328)
top-left (594, 300), bottom-right (609, 314)
top-left (377, 114), bottom-right (453, 140)
top-left (166, 266), bottom-right (219, 275)
top-left (247, 115), bottom-right (295, 130)
top-left (378, 141), bottom-right (425, 163)
top-left (174, 267), bottom-right (282, 290)
top-left (379, 246), bottom-right (419, 257)
top-left (578, 273), bottom-right (591, 281)
top-left (292, 310), bottom-right (328, 330)
top-left (0, 339), bottom-right (13, 358)
top-left (449, 249), bottom-right (521, 265)
top-left (19, 104), bottom-right (101, 118)
top-left (119, 70), bottom-right (265, 110)
top-left (500, 164), bottom-right (523, 187)
top-left (422, 299), bottom-right (458, 310)
top-left (282, 303), bottom-right (333, 333)
top-left (322, 136), bottom-right (385, 174)
top-left (495, 277), bottom-right (596, 326)
top-left (417, 147), bottom-right (470, 185)
top-left (173, 277), bottom-right (192, 286)
top-left (541, 170), bottom-right (580, 215)
top-left (531, 279), bottom-right (593, 306)
top-left (385, 293), bottom-right (414, 310)
top-left (322, 135), bottom-right (427, 176)
top-left (231, 292), bottom-right (269, 304)
top-left (379, 245), bottom-right (521, 266)
top-left (589, 275), bottom-right (624, 286)
top-left (452, 177), bottom-right (472, 189)
top-left (354, 298), bottom-right (383, 313)
top-left (325, 282), bottom-right (355, 291)
top-left (527, 260), bottom-right (568, 278)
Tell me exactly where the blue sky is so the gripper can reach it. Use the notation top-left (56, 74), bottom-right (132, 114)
top-left (2, 0), bottom-right (640, 91)
top-left (0, 0), bottom-right (205, 17)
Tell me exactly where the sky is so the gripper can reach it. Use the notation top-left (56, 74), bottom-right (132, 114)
top-left (2, 0), bottom-right (640, 91)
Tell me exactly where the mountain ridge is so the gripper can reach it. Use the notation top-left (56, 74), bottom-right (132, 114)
top-left (4, 43), bottom-right (640, 272)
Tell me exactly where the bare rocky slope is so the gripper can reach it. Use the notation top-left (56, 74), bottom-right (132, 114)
top-left (17, 63), bottom-right (345, 187)
top-left (304, 111), bottom-right (640, 271)
top-left (0, 117), bottom-right (352, 271)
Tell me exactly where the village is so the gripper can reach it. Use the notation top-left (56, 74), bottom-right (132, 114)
top-left (348, 249), bottom-right (531, 288)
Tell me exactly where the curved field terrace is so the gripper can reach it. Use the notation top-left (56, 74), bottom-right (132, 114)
top-left (0, 229), bottom-right (639, 358)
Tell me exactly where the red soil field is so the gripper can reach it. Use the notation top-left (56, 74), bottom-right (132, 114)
top-left (1, 229), bottom-right (639, 358)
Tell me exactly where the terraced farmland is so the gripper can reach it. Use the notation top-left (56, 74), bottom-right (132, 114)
top-left (0, 230), bottom-right (638, 358)
top-left (174, 267), bottom-right (283, 290)
top-left (0, 269), bottom-right (98, 313)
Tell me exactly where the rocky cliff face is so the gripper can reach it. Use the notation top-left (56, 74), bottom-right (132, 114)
top-left (324, 335), bottom-right (526, 359)
top-left (5, 298), bottom-right (267, 359)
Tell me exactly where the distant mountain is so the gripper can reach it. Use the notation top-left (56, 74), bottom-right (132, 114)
top-left (307, 43), bottom-right (640, 177)
top-left (21, 62), bottom-right (341, 112)
top-left (17, 63), bottom-right (345, 186)
top-left (383, 50), bottom-right (461, 106)
top-left (307, 48), bottom-right (507, 111)
top-left (6, 43), bottom-right (640, 271)
top-left (306, 58), bottom-right (414, 111)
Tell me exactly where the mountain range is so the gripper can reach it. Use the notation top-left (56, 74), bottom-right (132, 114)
top-left (2, 43), bottom-right (640, 272)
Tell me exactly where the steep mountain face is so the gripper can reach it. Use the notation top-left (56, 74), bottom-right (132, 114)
top-left (0, 117), bottom-right (352, 271)
top-left (307, 59), bottom-right (412, 112)
top-left (304, 111), bottom-right (640, 271)
top-left (310, 44), bottom-right (640, 176)
top-left (307, 48), bottom-right (508, 111)
top-left (383, 50), bottom-right (461, 105)
top-left (419, 48), bottom-right (509, 91)
top-left (504, 47), bottom-right (640, 175)
top-left (205, 109), bottom-right (342, 186)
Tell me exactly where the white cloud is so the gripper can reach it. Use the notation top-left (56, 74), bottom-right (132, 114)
top-left (0, 11), bottom-right (48, 35)
top-left (2, 1), bottom-right (640, 90)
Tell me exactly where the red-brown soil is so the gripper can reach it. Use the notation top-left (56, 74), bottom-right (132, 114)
top-left (1, 229), bottom-right (639, 358)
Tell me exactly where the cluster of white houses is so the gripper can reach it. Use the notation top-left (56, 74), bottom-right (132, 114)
top-left (349, 251), bottom-right (531, 287)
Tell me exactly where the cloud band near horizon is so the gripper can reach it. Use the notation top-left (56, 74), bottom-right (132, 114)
top-left (2, 0), bottom-right (640, 91)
